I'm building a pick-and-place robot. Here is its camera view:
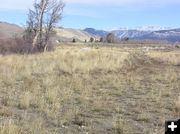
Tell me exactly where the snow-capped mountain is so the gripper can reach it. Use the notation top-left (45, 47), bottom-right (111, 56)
top-left (112, 30), bottom-right (151, 38)
top-left (135, 26), bottom-right (173, 31)
top-left (84, 28), bottom-right (108, 37)
top-left (84, 27), bottom-right (180, 42)
top-left (138, 28), bottom-right (180, 42)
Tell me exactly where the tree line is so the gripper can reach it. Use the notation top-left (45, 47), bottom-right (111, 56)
top-left (72, 33), bottom-right (129, 43)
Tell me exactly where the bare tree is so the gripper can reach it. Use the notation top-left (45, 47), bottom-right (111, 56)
top-left (25, 0), bottom-right (65, 52)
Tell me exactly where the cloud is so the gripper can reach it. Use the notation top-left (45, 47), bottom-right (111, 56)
top-left (63, 0), bottom-right (180, 18)
top-left (0, 0), bottom-right (33, 10)
top-left (65, 0), bottom-right (180, 6)
top-left (0, 0), bottom-right (180, 10)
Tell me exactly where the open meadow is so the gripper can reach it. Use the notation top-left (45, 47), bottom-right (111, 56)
top-left (0, 44), bottom-right (179, 134)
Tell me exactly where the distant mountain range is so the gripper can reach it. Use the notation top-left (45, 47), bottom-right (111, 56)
top-left (84, 28), bottom-right (180, 43)
top-left (1, 21), bottom-right (180, 43)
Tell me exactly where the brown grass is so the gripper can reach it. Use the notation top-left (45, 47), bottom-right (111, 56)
top-left (0, 44), bottom-right (179, 134)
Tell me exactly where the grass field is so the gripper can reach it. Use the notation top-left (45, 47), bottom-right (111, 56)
top-left (0, 44), bottom-right (179, 134)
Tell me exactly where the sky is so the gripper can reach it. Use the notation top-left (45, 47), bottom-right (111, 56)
top-left (0, 0), bottom-right (180, 30)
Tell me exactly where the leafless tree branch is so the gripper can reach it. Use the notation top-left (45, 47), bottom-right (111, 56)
top-left (25, 0), bottom-right (65, 52)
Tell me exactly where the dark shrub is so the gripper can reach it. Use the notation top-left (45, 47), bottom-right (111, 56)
top-left (106, 33), bottom-right (115, 43)
top-left (72, 38), bottom-right (76, 43)
top-left (0, 35), bottom-right (56, 55)
top-left (89, 37), bottom-right (94, 43)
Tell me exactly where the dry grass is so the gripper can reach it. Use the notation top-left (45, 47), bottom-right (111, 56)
top-left (0, 120), bottom-right (22, 134)
top-left (0, 44), bottom-right (179, 134)
top-left (175, 96), bottom-right (180, 114)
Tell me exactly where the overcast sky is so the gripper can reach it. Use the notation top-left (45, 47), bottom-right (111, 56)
top-left (0, 0), bottom-right (180, 29)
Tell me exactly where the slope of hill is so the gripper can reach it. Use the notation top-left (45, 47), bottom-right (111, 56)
top-left (0, 21), bottom-right (23, 38)
top-left (55, 28), bottom-right (98, 42)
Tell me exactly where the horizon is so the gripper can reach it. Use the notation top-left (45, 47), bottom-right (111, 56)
top-left (0, 0), bottom-right (180, 30)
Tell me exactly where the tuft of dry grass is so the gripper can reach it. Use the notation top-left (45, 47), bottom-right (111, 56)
top-left (0, 120), bottom-right (21, 134)
top-left (18, 91), bottom-right (32, 109)
top-left (123, 50), bottom-right (155, 70)
top-left (0, 106), bottom-right (12, 117)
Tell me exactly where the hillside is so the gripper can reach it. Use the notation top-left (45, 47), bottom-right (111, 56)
top-left (0, 22), bottom-right (23, 38)
top-left (55, 28), bottom-right (98, 42)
